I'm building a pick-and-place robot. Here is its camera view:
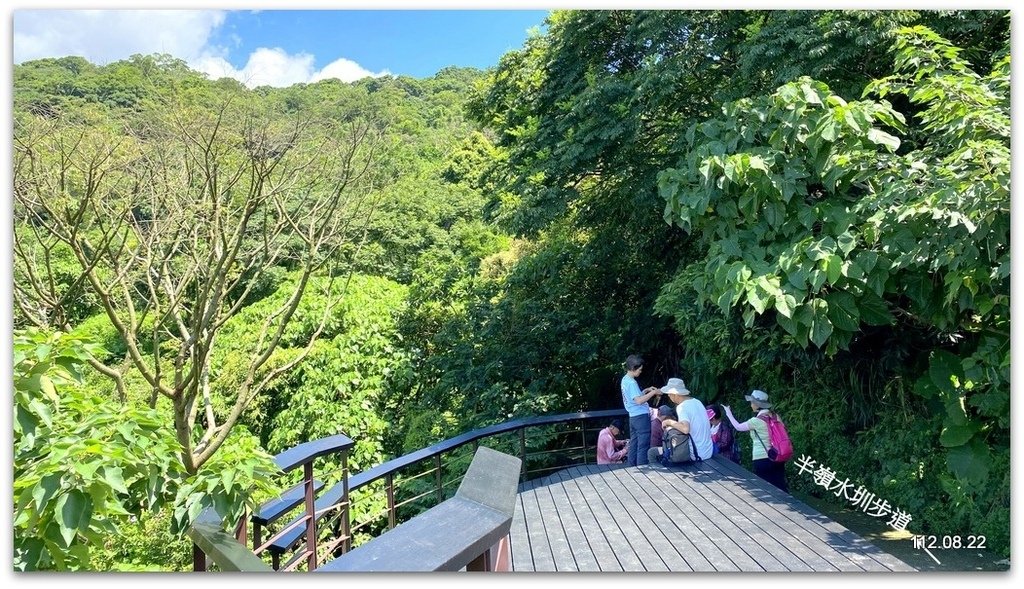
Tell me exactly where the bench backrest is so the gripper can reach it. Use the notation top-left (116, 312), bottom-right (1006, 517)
top-left (455, 446), bottom-right (521, 516)
top-left (315, 446), bottom-right (522, 572)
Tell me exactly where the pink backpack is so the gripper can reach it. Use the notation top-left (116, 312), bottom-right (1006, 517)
top-left (756, 413), bottom-right (793, 463)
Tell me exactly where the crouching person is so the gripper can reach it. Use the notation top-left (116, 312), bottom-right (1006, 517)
top-left (647, 405), bottom-right (677, 464)
top-left (597, 418), bottom-right (628, 464)
top-left (648, 378), bottom-right (714, 465)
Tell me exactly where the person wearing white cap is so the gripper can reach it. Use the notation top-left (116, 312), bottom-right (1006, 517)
top-left (724, 390), bottom-right (789, 492)
top-left (655, 377), bottom-right (714, 461)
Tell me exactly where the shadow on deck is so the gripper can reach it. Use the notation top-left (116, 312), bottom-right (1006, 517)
top-left (510, 455), bottom-right (915, 572)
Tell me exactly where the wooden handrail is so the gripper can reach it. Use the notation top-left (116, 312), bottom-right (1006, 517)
top-left (188, 521), bottom-right (273, 572)
top-left (263, 409), bottom-right (627, 557)
top-left (191, 408), bottom-right (628, 572)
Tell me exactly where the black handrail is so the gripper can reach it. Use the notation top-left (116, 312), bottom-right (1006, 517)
top-left (274, 434), bottom-right (354, 472)
top-left (192, 408), bottom-right (629, 571)
top-left (348, 409), bottom-right (626, 492)
top-left (262, 409), bottom-right (628, 560)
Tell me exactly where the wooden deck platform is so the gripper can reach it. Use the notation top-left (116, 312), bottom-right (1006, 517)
top-left (509, 455), bottom-right (915, 572)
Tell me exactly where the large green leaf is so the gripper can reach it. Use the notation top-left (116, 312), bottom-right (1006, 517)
top-left (38, 375), bottom-right (60, 404)
top-left (102, 466), bottom-right (129, 495)
top-left (31, 474), bottom-right (62, 511)
top-left (14, 404), bottom-right (38, 443)
top-left (825, 291), bottom-right (860, 332)
top-left (867, 128), bottom-right (901, 151)
top-left (946, 439), bottom-right (990, 486)
top-left (939, 423), bottom-right (976, 447)
top-left (222, 469), bottom-right (235, 495)
top-left (857, 292), bottom-right (894, 325)
top-left (808, 268), bottom-right (827, 292)
top-left (929, 350), bottom-right (964, 395)
top-left (824, 253), bottom-right (843, 285)
top-left (54, 490), bottom-right (91, 546)
top-left (808, 301), bottom-right (833, 347)
top-left (912, 374), bottom-right (938, 398)
top-left (747, 286), bottom-right (766, 314)
top-left (27, 398), bottom-right (52, 428)
top-left (73, 460), bottom-right (102, 480)
top-left (774, 292), bottom-right (796, 318)
top-left (717, 290), bottom-right (734, 315)
top-left (856, 250), bottom-right (879, 273)
top-left (806, 236), bottom-right (837, 261)
top-left (836, 231), bottom-right (857, 256)
top-left (35, 343), bottom-right (52, 361)
top-left (776, 312), bottom-right (799, 336)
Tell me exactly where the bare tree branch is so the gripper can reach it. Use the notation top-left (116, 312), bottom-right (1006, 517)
top-left (13, 92), bottom-right (391, 474)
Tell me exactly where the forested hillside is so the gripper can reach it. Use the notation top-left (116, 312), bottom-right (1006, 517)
top-left (12, 9), bottom-right (1010, 570)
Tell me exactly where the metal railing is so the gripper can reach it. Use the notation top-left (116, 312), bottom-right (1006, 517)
top-left (190, 434), bottom-right (354, 572)
top-left (190, 408), bottom-right (629, 572)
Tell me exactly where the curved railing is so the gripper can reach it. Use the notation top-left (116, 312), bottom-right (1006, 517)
top-left (190, 408), bottom-right (629, 571)
top-left (189, 434), bottom-right (355, 571)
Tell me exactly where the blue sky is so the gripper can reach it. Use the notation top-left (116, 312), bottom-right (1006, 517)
top-left (210, 11), bottom-right (549, 77)
top-left (12, 9), bottom-right (549, 87)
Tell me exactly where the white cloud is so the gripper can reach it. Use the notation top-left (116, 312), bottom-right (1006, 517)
top-left (14, 9), bottom-right (389, 89)
top-left (312, 58), bottom-right (391, 84)
top-left (195, 48), bottom-right (389, 88)
top-left (195, 47), bottom-right (315, 88)
top-left (13, 10), bottom-right (227, 65)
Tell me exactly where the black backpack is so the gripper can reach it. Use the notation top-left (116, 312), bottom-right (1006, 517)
top-left (661, 428), bottom-right (701, 466)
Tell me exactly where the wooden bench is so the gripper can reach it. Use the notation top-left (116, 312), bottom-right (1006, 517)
top-left (316, 446), bottom-right (522, 572)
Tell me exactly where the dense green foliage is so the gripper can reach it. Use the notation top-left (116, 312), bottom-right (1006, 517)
top-left (657, 25), bottom-right (1009, 549)
top-left (13, 329), bottom-right (183, 570)
top-left (13, 328), bottom-right (286, 570)
top-left (463, 10), bottom-right (1009, 555)
top-left (12, 8), bottom-right (1010, 569)
top-left (13, 52), bottom-right (499, 569)
top-left (235, 272), bottom-right (413, 493)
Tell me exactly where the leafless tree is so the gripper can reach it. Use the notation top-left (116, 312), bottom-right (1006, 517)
top-left (13, 98), bottom-right (387, 473)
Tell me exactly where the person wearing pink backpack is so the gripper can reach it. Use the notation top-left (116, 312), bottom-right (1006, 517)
top-left (723, 390), bottom-right (789, 493)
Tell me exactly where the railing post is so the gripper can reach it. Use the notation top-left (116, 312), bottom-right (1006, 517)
top-left (581, 419), bottom-right (588, 464)
top-left (253, 522), bottom-right (262, 553)
top-left (192, 543), bottom-right (207, 572)
top-left (342, 453), bottom-right (352, 553)
top-left (386, 472), bottom-right (396, 530)
top-left (304, 461), bottom-right (317, 570)
top-left (435, 454), bottom-right (444, 503)
top-left (234, 510), bottom-right (248, 545)
top-left (466, 548), bottom-right (493, 572)
top-left (519, 428), bottom-right (527, 481)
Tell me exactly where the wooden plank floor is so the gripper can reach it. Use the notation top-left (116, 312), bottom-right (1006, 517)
top-left (509, 456), bottom-right (915, 572)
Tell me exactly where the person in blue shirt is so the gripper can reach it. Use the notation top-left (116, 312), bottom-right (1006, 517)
top-left (621, 354), bottom-right (661, 465)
